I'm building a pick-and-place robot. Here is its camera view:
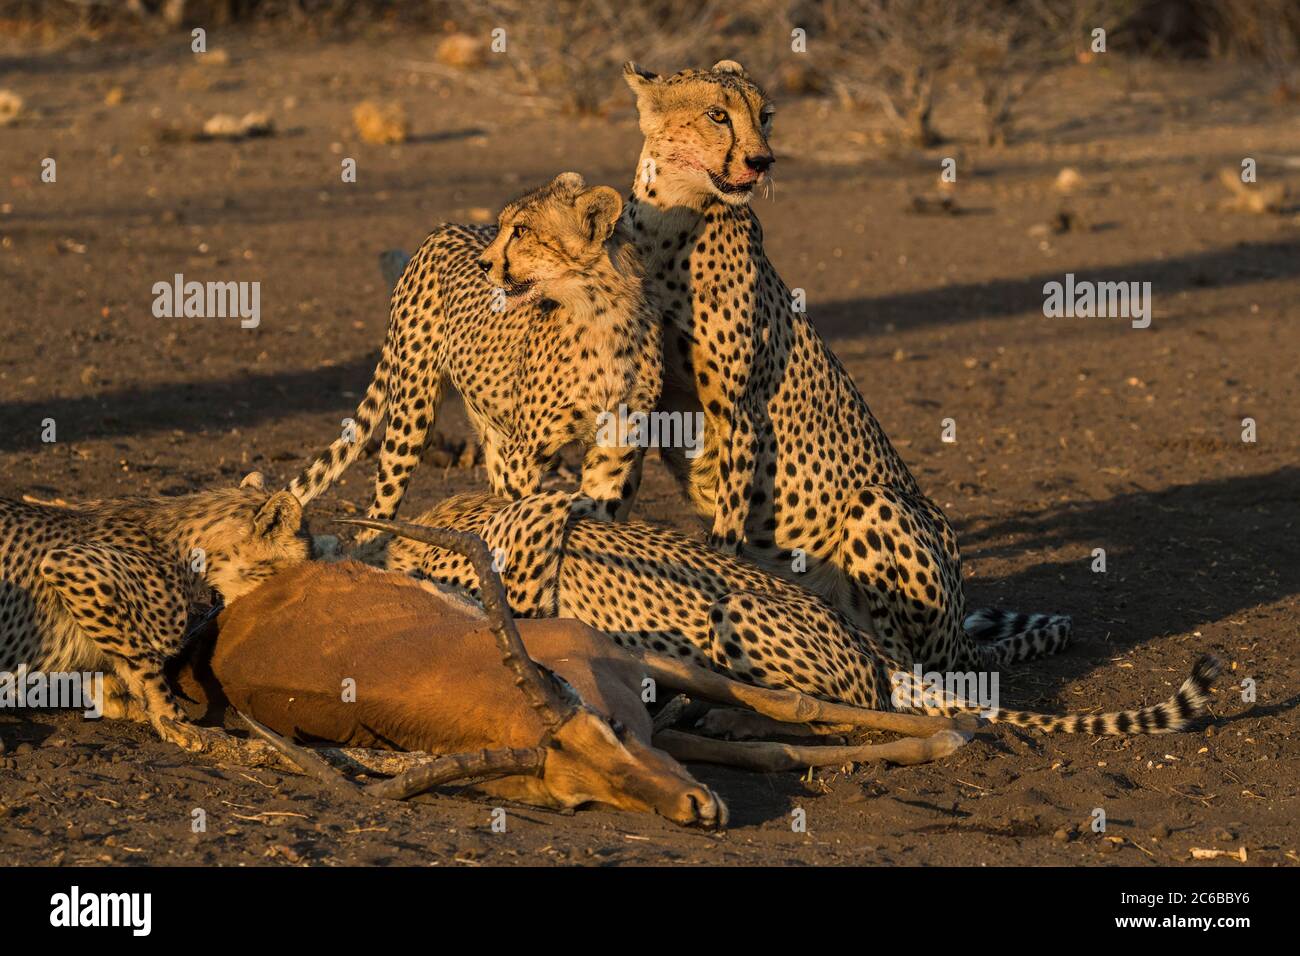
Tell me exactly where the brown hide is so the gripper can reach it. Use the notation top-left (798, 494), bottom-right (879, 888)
top-left (175, 560), bottom-right (654, 750)
top-left (169, 561), bottom-right (723, 820)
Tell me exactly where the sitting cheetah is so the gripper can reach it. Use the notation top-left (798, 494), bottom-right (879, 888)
top-left (351, 494), bottom-right (1219, 735)
top-left (0, 473), bottom-right (310, 749)
top-left (615, 60), bottom-right (1074, 674)
top-left (290, 172), bottom-right (661, 534)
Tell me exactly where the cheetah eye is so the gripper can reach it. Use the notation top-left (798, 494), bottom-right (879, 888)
top-left (706, 108), bottom-right (729, 125)
top-left (512, 224), bottom-right (530, 239)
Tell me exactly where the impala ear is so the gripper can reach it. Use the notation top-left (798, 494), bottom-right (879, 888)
top-left (239, 471), bottom-right (266, 491)
top-left (253, 490), bottom-right (303, 539)
top-left (577, 186), bottom-right (623, 244)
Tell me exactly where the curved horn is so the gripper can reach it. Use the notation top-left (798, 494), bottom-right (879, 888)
top-left (337, 517), bottom-right (575, 733)
top-left (241, 714), bottom-right (546, 801)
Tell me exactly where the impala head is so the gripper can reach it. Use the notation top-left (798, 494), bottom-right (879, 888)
top-left (623, 60), bottom-right (775, 208)
top-left (477, 172), bottom-right (625, 310)
top-left (542, 705), bottom-right (727, 827)
top-left (340, 516), bottom-right (728, 828)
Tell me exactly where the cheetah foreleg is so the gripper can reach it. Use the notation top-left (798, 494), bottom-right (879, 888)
top-left (707, 395), bottom-right (761, 554)
top-left (572, 440), bottom-right (647, 521)
top-left (40, 544), bottom-right (206, 751)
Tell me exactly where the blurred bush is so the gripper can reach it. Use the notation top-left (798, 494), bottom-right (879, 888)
top-left (4, 1), bottom-right (1296, 128)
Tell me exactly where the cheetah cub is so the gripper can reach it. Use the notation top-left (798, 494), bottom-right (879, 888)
top-left (0, 473), bottom-right (310, 750)
top-left (291, 172), bottom-right (661, 535)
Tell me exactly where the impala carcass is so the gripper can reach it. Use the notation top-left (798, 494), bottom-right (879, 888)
top-left (171, 530), bottom-right (969, 827)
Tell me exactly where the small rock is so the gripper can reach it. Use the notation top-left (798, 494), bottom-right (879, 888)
top-left (353, 101), bottom-right (409, 145)
top-left (1054, 167), bottom-right (1084, 194)
top-left (202, 111), bottom-right (274, 141)
top-left (435, 33), bottom-right (485, 69)
top-left (199, 48), bottom-right (231, 67)
top-left (0, 89), bottom-right (23, 126)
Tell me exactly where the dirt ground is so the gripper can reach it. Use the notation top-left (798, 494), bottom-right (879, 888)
top-left (1, 31), bottom-right (1298, 867)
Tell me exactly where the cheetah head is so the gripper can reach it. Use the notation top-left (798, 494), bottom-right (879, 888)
top-left (477, 172), bottom-right (624, 311)
top-left (193, 472), bottom-right (313, 603)
top-left (623, 60), bottom-right (775, 209)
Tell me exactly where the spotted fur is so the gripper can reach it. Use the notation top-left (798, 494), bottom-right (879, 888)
top-left (0, 473), bottom-right (310, 749)
top-left (289, 173), bottom-right (661, 534)
top-left (370, 492), bottom-right (1217, 735)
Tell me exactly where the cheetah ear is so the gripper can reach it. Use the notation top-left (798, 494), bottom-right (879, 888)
top-left (577, 186), bottom-right (623, 244)
top-left (253, 490), bottom-right (302, 539)
top-left (622, 61), bottom-right (661, 102)
top-left (551, 171), bottom-right (586, 193)
top-left (240, 471), bottom-right (266, 491)
top-left (712, 60), bottom-right (748, 77)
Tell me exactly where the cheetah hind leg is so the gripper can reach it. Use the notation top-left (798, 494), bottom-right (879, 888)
top-left (963, 607), bottom-right (1072, 668)
top-left (40, 545), bottom-right (209, 751)
top-left (100, 673), bottom-right (150, 722)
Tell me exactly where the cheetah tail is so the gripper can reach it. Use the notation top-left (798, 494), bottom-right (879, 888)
top-left (286, 252), bottom-right (413, 507)
top-left (893, 655), bottom-right (1221, 735)
top-left (288, 350), bottom-right (392, 507)
top-left (964, 607), bottom-right (1073, 667)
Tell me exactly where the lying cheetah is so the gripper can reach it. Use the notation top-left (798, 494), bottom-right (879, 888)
top-left (616, 60), bottom-right (1074, 674)
top-left (0, 473), bottom-right (310, 749)
top-left (352, 494), bottom-right (1219, 735)
top-left (290, 172), bottom-right (661, 533)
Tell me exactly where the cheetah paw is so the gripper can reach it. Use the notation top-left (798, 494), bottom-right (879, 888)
top-left (155, 716), bottom-right (221, 752)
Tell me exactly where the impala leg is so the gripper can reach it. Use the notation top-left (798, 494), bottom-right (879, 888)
top-left (652, 728), bottom-right (970, 772)
top-left (694, 707), bottom-right (855, 741)
top-left (636, 649), bottom-right (981, 737)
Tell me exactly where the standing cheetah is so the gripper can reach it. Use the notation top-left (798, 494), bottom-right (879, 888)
top-left (351, 494), bottom-right (1219, 735)
top-left (289, 172), bottom-right (661, 533)
top-left (0, 473), bottom-right (310, 749)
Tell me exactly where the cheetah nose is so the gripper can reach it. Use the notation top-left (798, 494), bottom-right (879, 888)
top-left (745, 154), bottom-right (774, 174)
top-left (476, 258), bottom-right (491, 274)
